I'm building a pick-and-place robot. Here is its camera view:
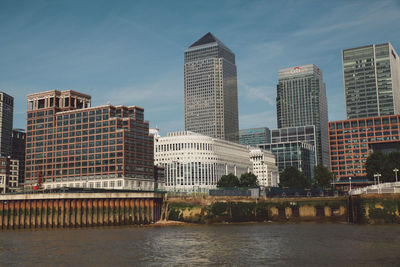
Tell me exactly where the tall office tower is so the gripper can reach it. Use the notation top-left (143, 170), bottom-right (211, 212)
top-left (0, 92), bottom-right (14, 156)
top-left (25, 90), bottom-right (155, 190)
top-left (343, 43), bottom-right (400, 119)
top-left (184, 32), bottom-right (239, 142)
top-left (276, 64), bottom-right (329, 168)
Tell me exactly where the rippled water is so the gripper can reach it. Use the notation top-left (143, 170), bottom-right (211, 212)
top-left (0, 223), bottom-right (399, 266)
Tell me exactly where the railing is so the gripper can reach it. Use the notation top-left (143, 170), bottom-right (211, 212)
top-left (349, 181), bottom-right (400, 195)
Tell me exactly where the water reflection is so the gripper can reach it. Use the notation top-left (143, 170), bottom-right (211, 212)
top-left (0, 223), bottom-right (399, 266)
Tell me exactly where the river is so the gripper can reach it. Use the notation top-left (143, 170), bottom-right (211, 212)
top-left (0, 223), bottom-right (399, 266)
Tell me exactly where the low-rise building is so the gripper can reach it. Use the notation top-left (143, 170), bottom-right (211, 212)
top-left (329, 114), bottom-right (400, 180)
top-left (249, 149), bottom-right (279, 187)
top-left (239, 127), bottom-right (270, 147)
top-left (154, 131), bottom-right (252, 192)
top-left (154, 131), bottom-right (279, 192)
top-left (258, 141), bottom-right (315, 181)
top-left (0, 156), bottom-right (20, 193)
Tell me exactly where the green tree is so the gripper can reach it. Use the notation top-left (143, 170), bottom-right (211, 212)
top-left (365, 151), bottom-right (388, 180)
top-left (313, 165), bottom-right (334, 189)
top-left (279, 166), bottom-right (310, 189)
top-left (239, 172), bottom-right (258, 187)
top-left (217, 173), bottom-right (240, 188)
top-left (385, 151), bottom-right (400, 182)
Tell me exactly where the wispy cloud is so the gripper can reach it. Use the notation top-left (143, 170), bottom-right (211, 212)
top-left (239, 111), bottom-right (276, 129)
top-left (240, 82), bottom-right (275, 106)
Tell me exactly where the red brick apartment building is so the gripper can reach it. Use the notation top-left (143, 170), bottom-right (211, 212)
top-left (329, 115), bottom-right (400, 180)
top-left (25, 90), bottom-right (155, 190)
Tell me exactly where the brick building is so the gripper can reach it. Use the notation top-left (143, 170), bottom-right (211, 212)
top-left (329, 114), bottom-right (400, 180)
top-left (25, 90), bottom-right (155, 190)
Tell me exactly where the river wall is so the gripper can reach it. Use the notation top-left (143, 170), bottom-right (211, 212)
top-left (165, 196), bottom-right (348, 223)
top-left (0, 192), bottom-right (164, 230)
top-left (165, 194), bottom-right (400, 224)
top-left (349, 194), bottom-right (400, 224)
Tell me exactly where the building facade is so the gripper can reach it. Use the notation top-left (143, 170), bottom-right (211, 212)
top-left (184, 32), bottom-right (239, 142)
top-left (154, 131), bottom-right (252, 192)
top-left (0, 92), bottom-right (14, 157)
top-left (276, 64), bottom-right (329, 168)
top-left (270, 125), bottom-right (317, 163)
top-left (239, 127), bottom-right (270, 147)
top-left (258, 141), bottom-right (315, 181)
top-left (329, 114), bottom-right (400, 180)
top-left (25, 90), bottom-right (155, 191)
top-left (0, 156), bottom-right (20, 193)
top-left (343, 43), bottom-right (400, 119)
top-left (12, 129), bottom-right (25, 186)
top-left (249, 148), bottom-right (279, 187)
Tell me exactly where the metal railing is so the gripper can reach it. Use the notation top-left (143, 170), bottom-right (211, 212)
top-left (349, 181), bottom-right (400, 195)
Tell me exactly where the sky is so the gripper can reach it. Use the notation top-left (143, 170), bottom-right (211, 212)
top-left (1, 0), bottom-right (400, 135)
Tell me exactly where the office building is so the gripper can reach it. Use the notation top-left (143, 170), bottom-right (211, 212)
top-left (154, 131), bottom-right (251, 192)
top-left (276, 64), bottom-right (329, 167)
top-left (249, 148), bottom-right (279, 187)
top-left (154, 131), bottom-right (279, 192)
top-left (270, 125), bottom-right (317, 162)
top-left (12, 129), bottom-right (26, 186)
top-left (329, 114), bottom-right (400, 180)
top-left (25, 90), bottom-right (155, 190)
top-left (0, 156), bottom-right (20, 193)
top-left (184, 32), bottom-right (239, 142)
top-left (239, 127), bottom-right (270, 147)
top-left (258, 142), bottom-right (315, 181)
top-left (343, 43), bottom-right (400, 119)
top-left (0, 92), bottom-right (14, 156)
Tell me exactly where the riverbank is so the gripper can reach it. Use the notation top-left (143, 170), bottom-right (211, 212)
top-left (164, 193), bottom-right (400, 224)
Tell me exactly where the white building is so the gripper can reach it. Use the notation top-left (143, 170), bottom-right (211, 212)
top-left (154, 131), bottom-right (279, 192)
top-left (249, 149), bottom-right (279, 187)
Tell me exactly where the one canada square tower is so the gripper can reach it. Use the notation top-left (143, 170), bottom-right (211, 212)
top-left (184, 32), bottom-right (239, 142)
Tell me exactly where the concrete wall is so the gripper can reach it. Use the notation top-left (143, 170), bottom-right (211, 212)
top-left (166, 196), bottom-right (348, 223)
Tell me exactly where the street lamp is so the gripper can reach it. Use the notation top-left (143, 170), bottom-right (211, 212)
top-left (349, 177), bottom-right (352, 193)
top-left (393, 168), bottom-right (399, 183)
top-left (374, 173), bottom-right (382, 194)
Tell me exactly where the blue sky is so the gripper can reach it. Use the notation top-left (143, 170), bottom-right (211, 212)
top-left (1, 0), bottom-right (400, 135)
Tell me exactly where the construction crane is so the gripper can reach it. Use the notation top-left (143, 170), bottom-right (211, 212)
top-left (33, 171), bottom-right (43, 190)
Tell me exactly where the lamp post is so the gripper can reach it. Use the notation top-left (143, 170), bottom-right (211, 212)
top-left (374, 173), bottom-right (382, 194)
top-left (349, 177), bottom-right (352, 193)
top-left (394, 168), bottom-right (399, 183)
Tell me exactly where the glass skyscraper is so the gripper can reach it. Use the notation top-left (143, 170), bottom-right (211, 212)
top-left (239, 127), bottom-right (270, 147)
top-left (276, 64), bottom-right (329, 168)
top-left (342, 43), bottom-right (400, 119)
top-left (184, 32), bottom-right (239, 142)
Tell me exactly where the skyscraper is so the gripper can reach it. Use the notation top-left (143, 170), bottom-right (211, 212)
top-left (184, 32), bottom-right (239, 142)
top-left (0, 92), bottom-right (14, 157)
top-left (343, 42), bottom-right (400, 119)
top-left (276, 64), bottom-right (329, 167)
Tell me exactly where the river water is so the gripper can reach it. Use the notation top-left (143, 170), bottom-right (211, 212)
top-left (0, 223), bottom-right (399, 266)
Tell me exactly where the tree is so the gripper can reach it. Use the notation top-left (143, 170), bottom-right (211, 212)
top-left (365, 151), bottom-right (388, 181)
top-left (313, 165), bottom-right (334, 189)
top-left (239, 172), bottom-right (258, 187)
top-left (365, 151), bottom-right (400, 182)
top-left (279, 166), bottom-right (310, 189)
top-left (217, 173), bottom-right (240, 188)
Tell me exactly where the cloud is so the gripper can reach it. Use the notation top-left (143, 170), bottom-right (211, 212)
top-left (293, 0), bottom-right (400, 37)
top-left (239, 111), bottom-right (277, 129)
top-left (240, 82), bottom-right (276, 106)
